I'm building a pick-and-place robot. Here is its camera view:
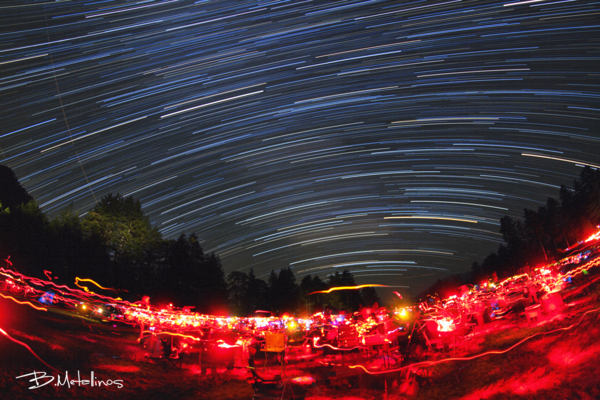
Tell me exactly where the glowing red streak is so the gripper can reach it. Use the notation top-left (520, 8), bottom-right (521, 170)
top-left (584, 229), bottom-right (600, 243)
top-left (141, 330), bottom-right (200, 341)
top-left (1, 267), bottom-right (124, 304)
top-left (387, 327), bottom-right (401, 335)
top-left (561, 257), bottom-right (600, 280)
top-left (0, 326), bottom-right (58, 373)
top-left (0, 292), bottom-right (47, 311)
top-left (309, 284), bottom-right (388, 295)
top-left (497, 273), bottom-right (529, 287)
top-left (313, 342), bottom-right (366, 351)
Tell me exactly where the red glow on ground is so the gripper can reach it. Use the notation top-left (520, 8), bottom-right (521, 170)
top-left (459, 367), bottom-right (557, 399)
top-left (548, 343), bottom-right (600, 367)
top-left (10, 330), bottom-right (46, 343)
top-left (308, 397), bottom-right (367, 400)
top-left (74, 334), bottom-right (98, 343)
top-left (187, 364), bottom-right (204, 375)
top-left (96, 365), bottom-right (140, 373)
top-left (8, 330), bottom-right (66, 351)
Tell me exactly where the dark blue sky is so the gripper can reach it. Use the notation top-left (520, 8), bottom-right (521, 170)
top-left (2, 0), bottom-right (599, 297)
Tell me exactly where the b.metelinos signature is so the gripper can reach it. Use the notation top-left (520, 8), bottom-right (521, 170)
top-left (16, 371), bottom-right (124, 389)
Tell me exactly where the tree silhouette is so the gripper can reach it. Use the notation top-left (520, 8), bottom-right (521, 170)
top-left (82, 193), bottom-right (161, 287)
top-left (325, 269), bottom-right (363, 312)
top-left (574, 166), bottom-right (600, 228)
top-left (435, 166), bottom-right (600, 295)
top-left (227, 270), bottom-right (249, 316)
top-left (247, 268), bottom-right (270, 314)
top-left (299, 274), bottom-right (327, 315)
top-left (0, 165), bottom-right (32, 209)
top-left (523, 208), bottom-right (548, 261)
top-left (268, 267), bottom-right (299, 315)
top-left (360, 286), bottom-right (381, 308)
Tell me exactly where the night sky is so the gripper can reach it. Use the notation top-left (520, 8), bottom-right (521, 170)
top-left (2, 0), bottom-right (599, 298)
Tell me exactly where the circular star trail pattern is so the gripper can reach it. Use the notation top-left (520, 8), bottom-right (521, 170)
top-left (1, 0), bottom-right (599, 296)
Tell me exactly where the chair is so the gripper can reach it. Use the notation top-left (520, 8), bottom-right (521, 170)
top-left (525, 304), bottom-right (541, 324)
top-left (423, 321), bottom-right (446, 355)
top-left (247, 358), bottom-right (292, 400)
top-left (146, 335), bottom-right (183, 369)
top-left (163, 341), bottom-right (184, 369)
top-left (262, 333), bottom-right (286, 373)
top-left (338, 325), bottom-right (359, 348)
top-left (146, 334), bottom-right (163, 358)
top-left (264, 333), bottom-right (286, 352)
top-left (337, 325), bottom-right (360, 366)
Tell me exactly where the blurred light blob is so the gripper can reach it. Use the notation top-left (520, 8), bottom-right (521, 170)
top-left (38, 291), bottom-right (55, 305)
top-left (436, 317), bottom-right (456, 332)
top-left (291, 376), bottom-right (316, 385)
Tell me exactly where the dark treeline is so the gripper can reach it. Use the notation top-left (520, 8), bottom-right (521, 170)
top-left (420, 167), bottom-right (600, 299)
top-left (0, 165), bottom-right (380, 316)
top-left (227, 267), bottom-right (381, 317)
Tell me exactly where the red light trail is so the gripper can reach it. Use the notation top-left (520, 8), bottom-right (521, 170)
top-left (140, 330), bottom-right (201, 342)
top-left (0, 327), bottom-right (59, 373)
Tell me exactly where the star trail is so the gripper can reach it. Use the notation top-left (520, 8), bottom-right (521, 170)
top-left (1, 0), bottom-right (599, 296)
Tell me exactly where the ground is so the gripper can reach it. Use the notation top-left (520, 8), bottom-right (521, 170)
top-left (1, 288), bottom-right (600, 400)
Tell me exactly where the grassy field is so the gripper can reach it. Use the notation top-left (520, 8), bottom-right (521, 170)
top-left (1, 288), bottom-right (599, 400)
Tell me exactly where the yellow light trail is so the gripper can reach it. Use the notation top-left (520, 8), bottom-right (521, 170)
top-left (74, 277), bottom-right (123, 294)
top-left (141, 330), bottom-right (201, 341)
top-left (0, 292), bottom-right (47, 311)
top-left (309, 284), bottom-right (388, 295)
